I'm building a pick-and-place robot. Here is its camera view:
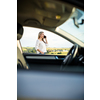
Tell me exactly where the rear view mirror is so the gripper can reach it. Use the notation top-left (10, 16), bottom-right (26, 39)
top-left (71, 8), bottom-right (84, 28)
top-left (73, 17), bottom-right (84, 28)
top-left (73, 17), bottom-right (79, 28)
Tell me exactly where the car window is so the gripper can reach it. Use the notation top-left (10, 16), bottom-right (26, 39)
top-left (20, 26), bottom-right (73, 55)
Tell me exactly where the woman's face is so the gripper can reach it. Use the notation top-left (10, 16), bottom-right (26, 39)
top-left (40, 32), bottom-right (44, 38)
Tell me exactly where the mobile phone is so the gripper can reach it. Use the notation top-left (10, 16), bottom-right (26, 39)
top-left (44, 35), bottom-right (46, 38)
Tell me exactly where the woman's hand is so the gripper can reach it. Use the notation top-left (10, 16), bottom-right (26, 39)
top-left (37, 49), bottom-right (44, 54)
top-left (41, 51), bottom-right (44, 54)
top-left (44, 36), bottom-right (48, 44)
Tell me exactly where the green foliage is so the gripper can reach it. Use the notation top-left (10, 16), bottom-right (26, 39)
top-left (57, 52), bottom-right (62, 54)
top-left (22, 47), bottom-right (70, 55)
top-left (22, 47), bottom-right (36, 53)
top-left (47, 50), bottom-right (49, 53)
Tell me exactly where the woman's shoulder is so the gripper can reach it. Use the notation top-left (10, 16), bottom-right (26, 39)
top-left (37, 39), bottom-right (43, 42)
top-left (36, 39), bottom-right (40, 42)
top-left (36, 39), bottom-right (42, 43)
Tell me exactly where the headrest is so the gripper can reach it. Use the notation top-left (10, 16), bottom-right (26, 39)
top-left (17, 23), bottom-right (23, 40)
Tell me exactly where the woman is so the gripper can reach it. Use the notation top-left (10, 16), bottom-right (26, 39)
top-left (35, 31), bottom-right (48, 54)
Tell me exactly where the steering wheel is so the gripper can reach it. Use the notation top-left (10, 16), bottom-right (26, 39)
top-left (60, 44), bottom-right (78, 69)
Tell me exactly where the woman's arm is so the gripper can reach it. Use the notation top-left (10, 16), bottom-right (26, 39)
top-left (44, 37), bottom-right (48, 47)
top-left (45, 37), bottom-right (48, 44)
top-left (37, 49), bottom-right (44, 54)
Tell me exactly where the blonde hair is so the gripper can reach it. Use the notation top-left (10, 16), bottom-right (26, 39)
top-left (38, 31), bottom-right (45, 42)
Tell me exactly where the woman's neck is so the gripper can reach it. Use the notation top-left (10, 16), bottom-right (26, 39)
top-left (39, 38), bottom-right (42, 41)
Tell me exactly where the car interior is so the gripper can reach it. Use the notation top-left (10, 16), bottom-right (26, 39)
top-left (17, 0), bottom-right (84, 100)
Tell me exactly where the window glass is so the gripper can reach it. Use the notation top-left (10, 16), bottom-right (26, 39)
top-left (20, 27), bottom-right (73, 55)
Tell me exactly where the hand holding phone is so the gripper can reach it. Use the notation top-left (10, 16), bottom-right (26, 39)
top-left (44, 35), bottom-right (46, 38)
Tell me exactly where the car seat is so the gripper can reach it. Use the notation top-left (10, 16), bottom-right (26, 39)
top-left (17, 23), bottom-right (29, 69)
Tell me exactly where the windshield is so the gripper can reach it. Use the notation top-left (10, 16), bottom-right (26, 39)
top-left (57, 9), bottom-right (84, 43)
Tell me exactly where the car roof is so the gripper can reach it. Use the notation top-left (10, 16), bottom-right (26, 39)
top-left (17, 0), bottom-right (83, 28)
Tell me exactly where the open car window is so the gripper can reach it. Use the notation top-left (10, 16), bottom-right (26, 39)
top-left (20, 27), bottom-right (73, 55)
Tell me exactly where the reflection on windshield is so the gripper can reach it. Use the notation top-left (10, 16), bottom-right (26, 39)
top-left (58, 8), bottom-right (84, 42)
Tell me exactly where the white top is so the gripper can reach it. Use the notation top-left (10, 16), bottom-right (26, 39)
top-left (35, 39), bottom-right (48, 54)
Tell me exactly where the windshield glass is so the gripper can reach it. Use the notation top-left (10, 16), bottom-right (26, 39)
top-left (57, 9), bottom-right (84, 43)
